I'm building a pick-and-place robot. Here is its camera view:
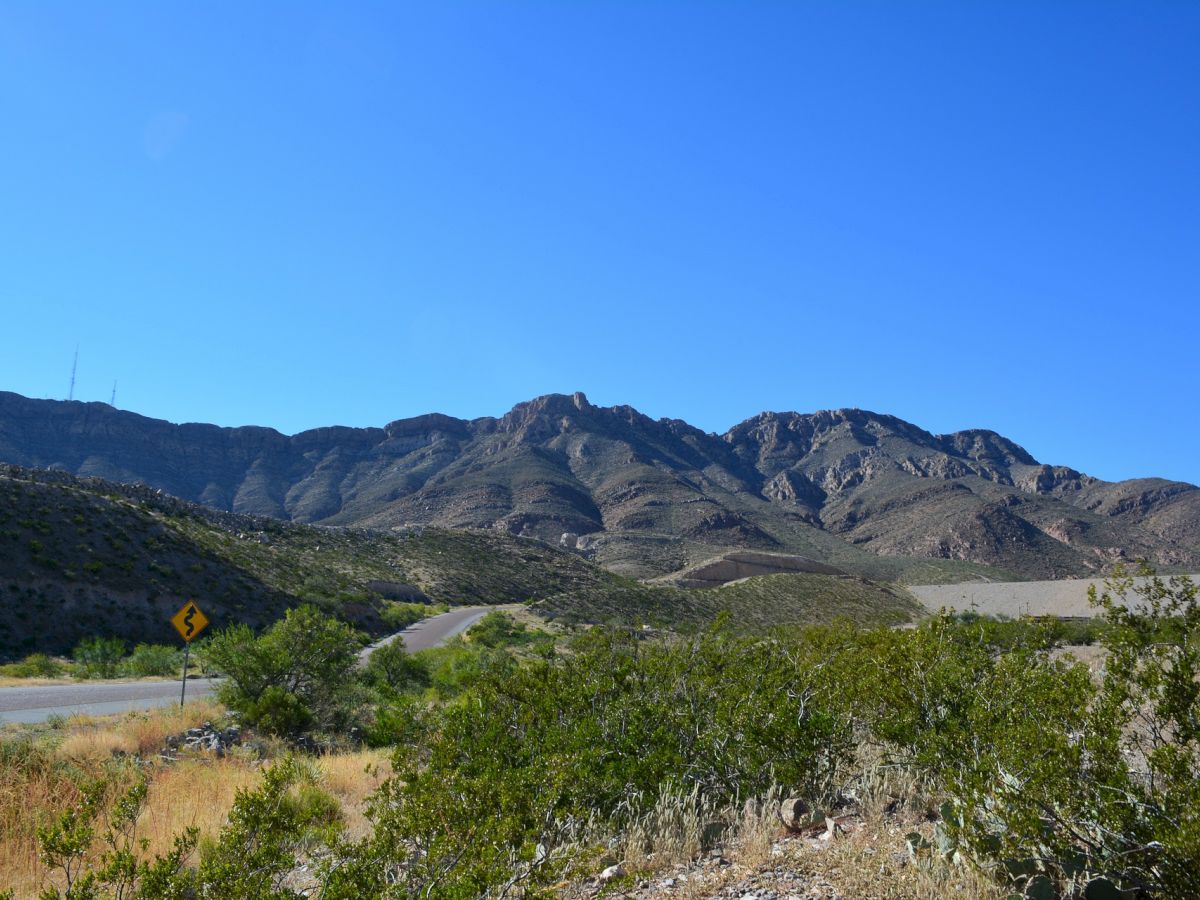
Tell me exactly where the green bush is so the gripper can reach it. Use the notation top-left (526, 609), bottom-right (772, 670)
top-left (378, 601), bottom-right (435, 632)
top-left (72, 636), bottom-right (126, 678)
top-left (844, 570), bottom-right (1200, 897)
top-left (120, 643), bottom-right (182, 677)
top-left (0, 652), bottom-right (65, 678)
top-left (418, 640), bottom-right (518, 698)
top-left (465, 610), bottom-right (532, 648)
top-left (204, 605), bottom-right (366, 736)
top-left (364, 697), bottom-right (422, 748)
top-left (322, 623), bottom-right (854, 896)
top-left (361, 640), bottom-right (431, 696)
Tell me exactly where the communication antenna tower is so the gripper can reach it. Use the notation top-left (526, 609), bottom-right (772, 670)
top-left (110, 380), bottom-right (117, 407)
top-left (68, 346), bottom-right (78, 401)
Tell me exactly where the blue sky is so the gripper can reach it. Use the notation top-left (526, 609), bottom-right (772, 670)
top-left (1, 2), bottom-right (1197, 483)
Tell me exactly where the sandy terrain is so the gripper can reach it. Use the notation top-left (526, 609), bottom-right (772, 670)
top-left (910, 574), bottom-right (1199, 619)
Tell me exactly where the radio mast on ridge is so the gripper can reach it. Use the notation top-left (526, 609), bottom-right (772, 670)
top-left (68, 346), bottom-right (78, 401)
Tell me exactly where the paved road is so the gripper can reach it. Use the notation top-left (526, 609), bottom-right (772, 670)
top-left (358, 605), bottom-right (493, 662)
top-left (0, 607), bottom-right (497, 725)
top-left (0, 607), bottom-right (496, 724)
top-left (0, 679), bottom-right (217, 725)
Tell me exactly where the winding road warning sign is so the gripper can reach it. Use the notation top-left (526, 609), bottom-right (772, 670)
top-left (171, 600), bottom-right (209, 643)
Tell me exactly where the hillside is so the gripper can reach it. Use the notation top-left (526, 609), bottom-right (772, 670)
top-left (2, 390), bottom-right (1198, 581)
top-left (0, 465), bottom-right (928, 656)
top-left (0, 466), bottom-right (619, 657)
top-left (533, 571), bottom-right (923, 630)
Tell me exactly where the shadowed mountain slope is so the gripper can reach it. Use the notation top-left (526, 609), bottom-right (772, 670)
top-left (2, 390), bottom-right (1197, 581)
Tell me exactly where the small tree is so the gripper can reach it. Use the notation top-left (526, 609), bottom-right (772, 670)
top-left (204, 605), bottom-right (366, 736)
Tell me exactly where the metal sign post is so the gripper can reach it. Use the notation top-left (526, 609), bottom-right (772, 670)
top-left (170, 600), bottom-right (210, 707)
top-left (180, 642), bottom-right (190, 707)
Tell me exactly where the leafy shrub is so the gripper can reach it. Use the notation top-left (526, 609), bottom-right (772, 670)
top-left (364, 697), bottom-right (422, 748)
top-left (204, 605), bottom-right (366, 736)
top-left (0, 652), bottom-right (65, 678)
top-left (72, 636), bottom-right (126, 678)
top-left (120, 643), bottom-right (182, 677)
top-left (194, 758), bottom-right (334, 896)
top-left (34, 774), bottom-right (196, 900)
top-left (322, 623), bottom-right (854, 896)
top-left (378, 601), bottom-right (434, 632)
top-left (465, 610), bottom-right (536, 648)
top-left (417, 640), bottom-right (518, 698)
top-left (361, 640), bottom-right (431, 696)
top-left (857, 569), bottom-right (1200, 897)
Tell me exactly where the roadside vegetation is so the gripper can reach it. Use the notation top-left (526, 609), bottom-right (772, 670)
top-left (1, 641), bottom-right (189, 682)
top-left (0, 565), bottom-right (1195, 898)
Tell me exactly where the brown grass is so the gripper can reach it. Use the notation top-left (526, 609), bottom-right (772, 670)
top-left (0, 695), bottom-right (391, 900)
top-left (315, 749), bottom-right (392, 838)
top-left (133, 759), bottom-right (262, 860)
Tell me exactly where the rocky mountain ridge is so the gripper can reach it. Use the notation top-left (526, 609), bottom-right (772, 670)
top-left (2, 389), bottom-right (1197, 580)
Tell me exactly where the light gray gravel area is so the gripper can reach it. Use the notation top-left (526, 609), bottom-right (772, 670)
top-left (909, 574), bottom-right (1199, 618)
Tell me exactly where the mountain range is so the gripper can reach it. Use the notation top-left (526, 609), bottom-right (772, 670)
top-left (2, 389), bottom-right (1197, 582)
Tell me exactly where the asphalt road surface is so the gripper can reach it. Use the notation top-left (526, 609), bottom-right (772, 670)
top-left (1, 606), bottom-right (496, 725)
top-left (358, 605), bottom-right (493, 663)
top-left (0, 678), bottom-right (217, 725)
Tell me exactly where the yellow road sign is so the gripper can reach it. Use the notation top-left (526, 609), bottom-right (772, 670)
top-left (171, 600), bottom-right (209, 642)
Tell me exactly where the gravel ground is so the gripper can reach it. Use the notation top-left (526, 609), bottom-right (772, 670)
top-left (909, 574), bottom-right (1199, 619)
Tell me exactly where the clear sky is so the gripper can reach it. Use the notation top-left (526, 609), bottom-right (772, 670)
top-left (1, 2), bottom-right (1197, 484)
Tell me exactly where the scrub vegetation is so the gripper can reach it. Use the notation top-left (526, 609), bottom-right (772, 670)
top-left (0, 566), bottom-right (1195, 898)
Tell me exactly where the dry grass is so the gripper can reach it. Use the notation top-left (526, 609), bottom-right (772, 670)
top-left (0, 738), bottom-right (94, 896)
top-left (785, 818), bottom-right (1008, 899)
top-left (111, 699), bottom-right (225, 755)
top-left (557, 758), bottom-right (1011, 900)
top-left (315, 749), bottom-right (392, 838)
top-left (132, 759), bottom-right (263, 860)
top-left (55, 728), bottom-right (138, 764)
top-left (0, 697), bottom-right (389, 898)
top-left (616, 784), bottom-right (718, 872)
top-left (50, 699), bottom-right (224, 768)
top-left (0, 677), bottom-right (71, 688)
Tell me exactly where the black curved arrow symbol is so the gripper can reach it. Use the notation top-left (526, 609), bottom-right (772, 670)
top-left (183, 604), bottom-right (197, 639)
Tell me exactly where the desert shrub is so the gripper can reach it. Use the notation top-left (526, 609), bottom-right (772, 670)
top-left (364, 697), bottom-right (423, 748)
top-left (322, 623), bottom-right (854, 896)
top-left (949, 610), bottom-right (1110, 651)
top-left (204, 605), bottom-right (366, 736)
top-left (120, 643), bottom-right (182, 677)
top-left (853, 571), bottom-right (1200, 897)
top-left (361, 640), bottom-right (431, 696)
top-left (417, 640), bottom-right (518, 698)
top-left (378, 601), bottom-right (433, 632)
top-left (465, 609), bottom-right (542, 648)
top-left (72, 636), bottom-right (126, 678)
top-left (0, 652), bottom-right (65, 678)
top-left (195, 757), bottom-right (336, 897)
top-left (35, 774), bottom-right (196, 900)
